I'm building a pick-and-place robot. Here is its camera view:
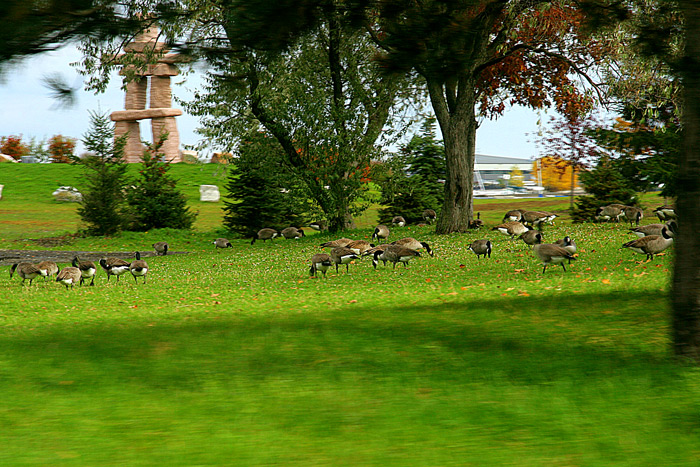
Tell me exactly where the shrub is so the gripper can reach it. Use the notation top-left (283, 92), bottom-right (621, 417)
top-left (48, 135), bottom-right (76, 163)
top-left (0, 135), bottom-right (29, 161)
top-left (75, 111), bottom-right (130, 236)
top-left (126, 134), bottom-right (197, 231)
top-left (571, 156), bottom-right (638, 223)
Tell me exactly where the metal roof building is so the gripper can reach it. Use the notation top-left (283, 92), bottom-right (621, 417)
top-left (474, 154), bottom-right (533, 188)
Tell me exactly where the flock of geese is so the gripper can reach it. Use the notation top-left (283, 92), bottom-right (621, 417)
top-left (7, 246), bottom-right (165, 289)
top-left (9, 205), bottom-right (678, 287)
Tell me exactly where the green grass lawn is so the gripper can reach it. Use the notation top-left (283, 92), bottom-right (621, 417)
top-left (0, 164), bottom-right (696, 465)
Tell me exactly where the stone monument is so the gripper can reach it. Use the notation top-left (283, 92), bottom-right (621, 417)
top-left (110, 26), bottom-right (183, 163)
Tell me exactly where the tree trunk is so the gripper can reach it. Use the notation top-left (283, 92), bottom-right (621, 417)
top-left (672, 1), bottom-right (700, 362)
top-left (427, 78), bottom-right (476, 234)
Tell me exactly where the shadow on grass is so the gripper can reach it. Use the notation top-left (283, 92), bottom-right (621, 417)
top-left (0, 290), bottom-right (678, 391)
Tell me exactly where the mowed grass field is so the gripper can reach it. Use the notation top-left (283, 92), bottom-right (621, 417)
top-left (1, 163), bottom-right (698, 465)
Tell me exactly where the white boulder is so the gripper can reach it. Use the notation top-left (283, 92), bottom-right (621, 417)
top-left (53, 186), bottom-right (82, 203)
top-left (199, 185), bottom-right (220, 202)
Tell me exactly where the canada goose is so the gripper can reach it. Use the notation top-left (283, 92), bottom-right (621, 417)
top-left (469, 212), bottom-right (484, 229)
top-left (373, 245), bottom-right (421, 269)
top-left (503, 209), bottom-right (526, 223)
top-left (251, 228), bottom-right (278, 245)
top-left (56, 267), bottom-right (81, 289)
top-left (310, 253), bottom-right (332, 278)
top-left (346, 240), bottom-right (375, 255)
top-left (622, 226), bottom-right (674, 260)
top-left (213, 238), bottom-right (232, 251)
top-left (320, 238), bottom-right (353, 249)
top-left (630, 221), bottom-right (677, 238)
top-left (153, 241), bottom-right (169, 256)
top-left (621, 206), bottom-right (643, 226)
top-left (392, 237), bottom-right (433, 257)
top-left (281, 227), bottom-right (305, 239)
top-left (533, 243), bottom-right (576, 273)
top-left (308, 220), bottom-right (327, 231)
top-left (130, 252), bottom-right (149, 284)
top-left (492, 221), bottom-right (529, 240)
top-left (519, 230), bottom-right (543, 247)
top-left (10, 262), bottom-right (47, 285)
top-left (468, 239), bottom-right (492, 259)
top-left (423, 209), bottom-right (437, 224)
top-left (596, 204), bottom-right (626, 222)
top-left (372, 224), bottom-right (390, 242)
top-left (392, 216), bottom-right (406, 227)
top-left (37, 260), bottom-right (59, 280)
top-left (72, 256), bottom-right (97, 286)
top-left (522, 211), bottom-right (555, 228)
top-left (99, 257), bottom-right (131, 282)
top-left (361, 243), bottom-right (392, 260)
top-left (653, 205), bottom-right (676, 221)
top-left (554, 236), bottom-right (577, 256)
top-left (330, 247), bottom-right (360, 273)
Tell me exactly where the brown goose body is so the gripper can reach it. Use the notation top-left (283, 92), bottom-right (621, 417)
top-left (281, 227), bottom-right (305, 239)
top-left (130, 252), bottom-right (149, 284)
top-left (468, 239), bottom-right (492, 259)
top-left (56, 267), bottom-right (81, 289)
top-left (622, 226), bottom-right (674, 260)
top-left (596, 204), bottom-right (626, 222)
top-left (320, 238), bottom-right (353, 249)
top-left (153, 241), bottom-right (169, 256)
top-left (99, 257), bottom-right (131, 282)
top-left (422, 209), bottom-right (437, 224)
top-left (251, 228), bottom-right (279, 245)
top-left (630, 221), bottom-right (676, 238)
top-left (330, 247), bottom-right (360, 273)
top-left (371, 224), bottom-right (390, 242)
top-left (72, 256), bottom-right (97, 286)
top-left (533, 243), bottom-right (576, 273)
top-left (654, 205), bottom-right (676, 221)
top-left (345, 240), bottom-right (375, 255)
top-left (503, 209), bottom-right (526, 223)
top-left (519, 230), bottom-right (543, 247)
top-left (621, 206), bottom-right (643, 226)
top-left (10, 262), bottom-right (47, 285)
top-left (37, 260), bottom-right (59, 280)
top-left (310, 253), bottom-right (332, 278)
top-left (392, 216), bottom-right (406, 227)
top-left (492, 221), bottom-right (528, 239)
top-left (392, 237), bottom-right (433, 257)
top-left (373, 244), bottom-right (421, 269)
top-left (213, 238), bottom-right (232, 250)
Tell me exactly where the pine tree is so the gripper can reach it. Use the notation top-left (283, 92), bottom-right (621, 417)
top-left (571, 156), bottom-right (638, 223)
top-left (126, 134), bottom-right (197, 231)
top-left (75, 111), bottom-right (129, 236)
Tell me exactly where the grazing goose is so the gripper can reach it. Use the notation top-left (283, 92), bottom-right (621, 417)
top-left (468, 239), bottom-right (492, 259)
top-left (630, 221), bottom-right (677, 238)
top-left (361, 243), bottom-right (392, 260)
top-left (330, 247), bottom-right (360, 273)
top-left (654, 205), bottom-right (676, 221)
top-left (320, 238), bottom-right (353, 249)
top-left (308, 220), bottom-right (327, 231)
top-left (99, 257), bottom-right (131, 282)
top-left (129, 252), bottom-right (149, 284)
top-left (37, 260), bottom-right (59, 280)
top-left (554, 236), bottom-right (577, 256)
top-left (153, 241), bottom-right (169, 256)
top-left (72, 256), bottom-right (97, 286)
top-left (213, 238), bottom-right (232, 251)
top-left (503, 209), bottom-right (526, 223)
top-left (622, 226), bottom-right (674, 261)
top-left (345, 240), bottom-right (375, 255)
top-left (371, 224), bottom-right (390, 242)
top-left (519, 230), bottom-right (543, 247)
top-left (392, 237), bottom-right (433, 257)
top-left (533, 243), bottom-right (576, 273)
top-left (621, 206), bottom-right (643, 226)
top-left (469, 212), bottom-right (484, 229)
top-left (492, 221), bottom-right (529, 240)
top-left (423, 209), bottom-right (437, 224)
top-left (281, 227), bottom-right (305, 239)
top-left (596, 204), bottom-right (626, 222)
top-left (56, 267), bottom-right (82, 289)
top-left (251, 228), bottom-right (279, 245)
top-left (10, 262), bottom-right (47, 285)
top-left (392, 216), bottom-right (406, 227)
top-left (373, 245), bottom-right (421, 269)
top-left (522, 211), bottom-right (556, 228)
top-left (309, 253), bottom-right (332, 278)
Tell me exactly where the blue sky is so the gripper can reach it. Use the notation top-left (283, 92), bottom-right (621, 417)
top-left (0, 45), bottom-right (544, 160)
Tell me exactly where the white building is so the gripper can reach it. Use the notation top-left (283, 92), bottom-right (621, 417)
top-left (474, 154), bottom-right (533, 188)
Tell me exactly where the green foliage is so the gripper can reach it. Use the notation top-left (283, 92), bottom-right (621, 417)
top-left (378, 119), bottom-right (445, 224)
top-left (222, 132), bottom-right (310, 237)
top-left (571, 156), bottom-right (639, 223)
top-left (74, 111), bottom-right (129, 236)
top-left (126, 135), bottom-right (197, 231)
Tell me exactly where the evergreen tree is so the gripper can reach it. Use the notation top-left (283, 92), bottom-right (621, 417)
top-left (571, 156), bottom-right (638, 223)
top-left (126, 134), bottom-right (197, 231)
top-left (75, 111), bottom-right (129, 236)
top-left (222, 132), bottom-right (311, 237)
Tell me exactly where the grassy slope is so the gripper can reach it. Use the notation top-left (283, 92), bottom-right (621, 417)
top-left (0, 164), bottom-right (696, 465)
